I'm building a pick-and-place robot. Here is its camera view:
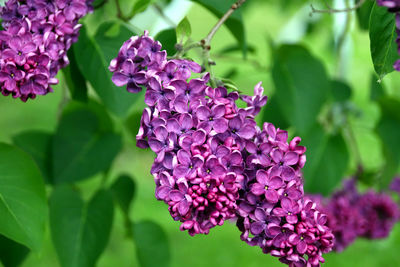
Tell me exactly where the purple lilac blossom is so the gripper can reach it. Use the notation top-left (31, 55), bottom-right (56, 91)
top-left (0, 0), bottom-right (93, 101)
top-left (377, 0), bottom-right (400, 71)
top-left (236, 123), bottom-right (334, 267)
top-left (309, 178), bottom-right (400, 252)
top-left (110, 32), bottom-right (334, 266)
top-left (390, 176), bottom-right (400, 194)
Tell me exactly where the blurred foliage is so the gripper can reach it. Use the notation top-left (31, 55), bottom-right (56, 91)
top-left (0, 0), bottom-right (399, 267)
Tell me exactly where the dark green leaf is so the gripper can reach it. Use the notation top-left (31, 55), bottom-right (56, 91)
top-left (176, 17), bottom-right (191, 44)
top-left (190, 0), bottom-right (247, 56)
top-left (53, 105), bottom-right (122, 184)
top-left (370, 73), bottom-right (385, 101)
top-left (94, 21), bottom-right (139, 63)
top-left (110, 174), bottom-right (136, 214)
top-left (12, 131), bottom-right (53, 184)
top-left (0, 143), bottom-right (47, 251)
top-left (331, 80), bottom-right (352, 102)
top-left (0, 235), bottom-right (29, 267)
top-left (376, 97), bottom-right (400, 189)
top-left (217, 44), bottom-right (256, 55)
top-left (271, 45), bottom-right (330, 135)
top-left (303, 126), bottom-right (349, 195)
top-left (155, 29), bottom-right (177, 56)
top-left (369, 3), bottom-right (399, 79)
top-left (262, 95), bottom-right (290, 130)
top-left (74, 24), bottom-right (138, 117)
top-left (133, 221), bottom-right (170, 267)
top-left (50, 186), bottom-right (114, 267)
top-left (63, 47), bottom-right (88, 103)
top-left (356, 0), bottom-right (374, 30)
top-left (125, 110), bottom-right (143, 139)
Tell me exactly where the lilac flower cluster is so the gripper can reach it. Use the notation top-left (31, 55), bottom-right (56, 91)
top-left (377, 0), bottom-right (400, 71)
top-left (236, 125), bottom-right (334, 267)
top-left (310, 179), bottom-right (400, 252)
top-left (109, 31), bottom-right (254, 235)
top-left (109, 32), bottom-right (334, 266)
top-left (0, 0), bottom-right (93, 101)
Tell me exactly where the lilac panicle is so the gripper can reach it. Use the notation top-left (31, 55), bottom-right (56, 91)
top-left (236, 123), bottom-right (333, 267)
top-left (309, 178), bottom-right (400, 252)
top-left (0, 0), bottom-right (93, 101)
top-left (110, 31), bottom-right (334, 266)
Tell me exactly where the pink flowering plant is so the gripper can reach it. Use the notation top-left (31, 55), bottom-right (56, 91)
top-left (0, 0), bottom-right (400, 267)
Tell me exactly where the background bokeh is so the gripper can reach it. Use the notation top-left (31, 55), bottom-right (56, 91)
top-left (0, 0), bottom-right (399, 266)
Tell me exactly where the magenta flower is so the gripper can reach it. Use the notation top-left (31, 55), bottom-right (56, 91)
top-left (0, 0), bottom-right (93, 101)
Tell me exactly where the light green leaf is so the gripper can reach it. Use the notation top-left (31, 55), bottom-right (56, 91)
top-left (176, 17), bottom-right (192, 44)
top-left (0, 143), bottom-right (47, 251)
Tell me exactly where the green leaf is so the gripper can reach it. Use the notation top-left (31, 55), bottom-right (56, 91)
top-left (63, 47), bottom-right (88, 103)
top-left (53, 104), bottom-right (122, 184)
top-left (50, 186), bottom-right (114, 267)
top-left (190, 0), bottom-right (247, 56)
top-left (125, 110), bottom-right (143, 139)
top-left (356, 0), bottom-right (374, 31)
top-left (129, 0), bottom-right (153, 18)
top-left (12, 131), bottom-right (53, 184)
top-left (0, 234), bottom-right (29, 267)
top-left (331, 80), bottom-right (352, 102)
top-left (110, 174), bottom-right (136, 215)
top-left (155, 29), bottom-right (177, 56)
top-left (302, 126), bottom-right (349, 195)
top-left (370, 73), bottom-right (385, 101)
top-left (176, 17), bottom-right (191, 44)
top-left (133, 221), bottom-right (170, 267)
top-left (0, 143), bottom-right (47, 251)
top-left (369, 3), bottom-right (399, 79)
top-left (94, 21), bottom-right (139, 64)
top-left (376, 97), bottom-right (400, 189)
top-left (74, 24), bottom-right (138, 117)
top-left (271, 45), bottom-right (330, 135)
top-left (262, 95), bottom-right (290, 130)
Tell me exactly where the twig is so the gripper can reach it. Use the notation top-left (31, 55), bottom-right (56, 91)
top-left (115, 0), bottom-right (127, 21)
top-left (310, 0), bottom-right (366, 15)
top-left (202, 0), bottom-right (247, 47)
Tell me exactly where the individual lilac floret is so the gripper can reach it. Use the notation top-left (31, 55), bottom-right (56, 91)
top-left (236, 122), bottom-right (333, 267)
top-left (0, 0), bottom-right (93, 101)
